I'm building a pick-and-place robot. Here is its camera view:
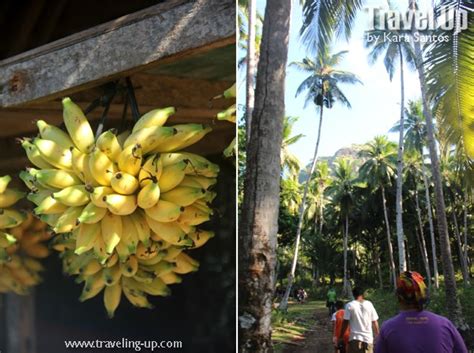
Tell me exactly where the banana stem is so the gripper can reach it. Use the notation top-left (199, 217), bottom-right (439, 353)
top-left (126, 77), bottom-right (140, 122)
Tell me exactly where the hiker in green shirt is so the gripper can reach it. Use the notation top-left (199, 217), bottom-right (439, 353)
top-left (327, 287), bottom-right (337, 317)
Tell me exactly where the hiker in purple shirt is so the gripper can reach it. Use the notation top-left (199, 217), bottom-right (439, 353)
top-left (375, 271), bottom-right (468, 353)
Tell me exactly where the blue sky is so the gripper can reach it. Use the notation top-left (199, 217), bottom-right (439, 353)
top-left (239, 0), bottom-right (433, 166)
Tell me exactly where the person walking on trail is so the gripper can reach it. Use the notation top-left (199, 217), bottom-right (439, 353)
top-left (338, 286), bottom-right (379, 353)
top-left (332, 300), bottom-right (350, 353)
top-left (375, 271), bottom-right (468, 353)
top-left (327, 287), bottom-right (337, 316)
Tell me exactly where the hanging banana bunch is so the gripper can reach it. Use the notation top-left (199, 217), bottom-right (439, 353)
top-left (215, 83), bottom-right (236, 159)
top-left (21, 97), bottom-right (218, 317)
top-left (0, 175), bottom-right (52, 294)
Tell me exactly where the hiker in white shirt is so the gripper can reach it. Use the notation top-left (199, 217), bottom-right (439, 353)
top-left (338, 287), bottom-right (379, 353)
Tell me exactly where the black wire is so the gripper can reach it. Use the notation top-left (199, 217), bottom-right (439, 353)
top-left (126, 77), bottom-right (140, 122)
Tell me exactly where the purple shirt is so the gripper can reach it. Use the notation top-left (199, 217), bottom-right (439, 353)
top-left (375, 311), bottom-right (467, 353)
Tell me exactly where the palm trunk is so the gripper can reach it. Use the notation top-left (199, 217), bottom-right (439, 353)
top-left (452, 210), bottom-right (470, 287)
top-left (279, 103), bottom-right (324, 311)
top-left (342, 214), bottom-right (350, 297)
top-left (245, 0), bottom-right (257, 142)
top-left (319, 196), bottom-right (324, 234)
top-left (421, 155), bottom-right (439, 289)
top-left (375, 246), bottom-right (383, 289)
top-left (410, 9), bottom-right (466, 329)
top-left (381, 185), bottom-right (397, 290)
top-left (239, 0), bottom-right (291, 351)
top-left (396, 44), bottom-right (407, 272)
top-left (462, 190), bottom-right (470, 274)
top-left (415, 189), bottom-right (432, 289)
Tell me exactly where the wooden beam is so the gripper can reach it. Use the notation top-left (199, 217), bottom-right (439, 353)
top-left (5, 292), bottom-right (36, 353)
top-left (0, 0), bottom-right (235, 107)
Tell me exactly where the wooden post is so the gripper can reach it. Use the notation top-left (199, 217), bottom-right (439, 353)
top-left (5, 292), bottom-right (36, 353)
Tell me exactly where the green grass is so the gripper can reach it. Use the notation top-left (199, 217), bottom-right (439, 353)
top-left (272, 300), bottom-right (326, 353)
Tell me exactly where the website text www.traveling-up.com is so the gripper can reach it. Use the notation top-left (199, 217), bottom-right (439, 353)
top-left (64, 338), bottom-right (183, 351)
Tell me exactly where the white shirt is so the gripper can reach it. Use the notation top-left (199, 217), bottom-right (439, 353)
top-left (343, 299), bottom-right (379, 344)
top-left (331, 312), bottom-right (337, 321)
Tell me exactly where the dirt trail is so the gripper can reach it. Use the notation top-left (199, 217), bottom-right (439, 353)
top-left (282, 306), bottom-right (334, 353)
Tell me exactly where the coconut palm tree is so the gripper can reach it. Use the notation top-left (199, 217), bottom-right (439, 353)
top-left (278, 51), bottom-right (361, 310)
top-left (328, 158), bottom-right (358, 296)
top-left (391, 100), bottom-right (439, 289)
top-left (281, 116), bottom-right (304, 179)
top-left (239, 0), bottom-right (292, 350)
top-left (238, 0), bottom-right (259, 141)
top-left (364, 11), bottom-right (416, 272)
top-left (404, 149), bottom-right (432, 289)
top-left (412, 0), bottom-right (470, 328)
top-left (359, 136), bottom-right (398, 289)
top-left (306, 161), bottom-right (331, 233)
top-left (300, 0), bottom-right (365, 54)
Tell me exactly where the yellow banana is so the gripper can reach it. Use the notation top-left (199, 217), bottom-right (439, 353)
top-left (135, 277), bottom-right (170, 297)
top-left (123, 126), bottom-right (176, 154)
top-left (162, 246), bottom-right (184, 261)
top-left (62, 97), bottom-right (95, 153)
top-left (157, 161), bottom-right (187, 192)
top-left (146, 261), bottom-right (175, 277)
top-left (129, 211), bottom-right (151, 246)
top-left (74, 222), bottom-right (101, 255)
top-left (78, 202), bottom-right (108, 224)
top-left (180, 175), bottom-right (217, 190)
top-left (137, 182), bottom-right (160, 209)
top-left (160, 186), bottom-right (206, 207)
top-left (160, 272), bottom-right (182, 285)
top-left (121, 216), bottom-right (138, 253)
top-left (35, 169), bottom-right (82, 189)
top-left (178, 205), bottom-right (210, 226)
top-left (79, 258), bottom-right (102, 276)
top-left (151, 124), bottom-right (211, 152)
top-left (115, 241), bottom-right (131, 263)
top-left (0, 210), bottom-right (25, 228)
top-left (146, 217), bottom-right (191, 246)
top-left (104, 194), bottom-right (137, 216)
top-left (120, 255), bottom-right (138, 277)
top-left (188, 230), bottom-right (215, 248)
top-left (89, 148), bottom-right (116, 186)
top-left (104, 282), bottom-right (122, 318)
top-left (102, 263), bottom-right (121, 286)
top-left (0, 175), bottom-right (11, 194)
top-left (36, 120), bottom-right (74, 149)
top-left (0, 188), bottom-right (25, 208)
top-left (193, 199), bottom-right (213, 214)
top-left (93, 235), bottom-right (109, 264)
top-left (161, 152), bottom-right (219, 177)
top-left (96, 130), bottom-right (122, 162)
top-left (173, 253), bottom-right (199, 274)
top-left (79, 272), bottom-right (105, 301)
top-left (132, 107), bottom-right (175, 133)
top-left (34, 138), bottom-right (73, 171)
top-left (21, 139), bottom-right (54, 169)
top-left (0, 232), bottom-right (17, 247)
top-left (138, 156), bottom-right (163, 188)
top-left (136, 242), bottom-right (161, 261)
top-left (117, 144), bottom-right (142, 176)
top-left (90, 186), bottom-right (114, 208)
top-left (35, 195), bottom-right (68, 214)
top-left (100, 212), bottom-right (122, 255)
top-left (145, 200), bottom-right (182, 223)
top-left (53, 185), bottom-right (90, 207)
top-left (111, 172), bottom-right (139, 195)
top-left (122, 277), bottom-right (153, 308)
top-left (53, 206), bottom-right (83, 233)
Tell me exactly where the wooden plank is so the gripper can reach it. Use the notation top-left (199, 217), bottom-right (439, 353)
top-left (0, 0), bottom-right (235, 107)
top-left (5, 292), bottom-right (36, 353)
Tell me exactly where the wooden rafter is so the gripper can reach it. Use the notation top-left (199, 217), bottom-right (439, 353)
top-left (0, 0), bottom-right (235, 107)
